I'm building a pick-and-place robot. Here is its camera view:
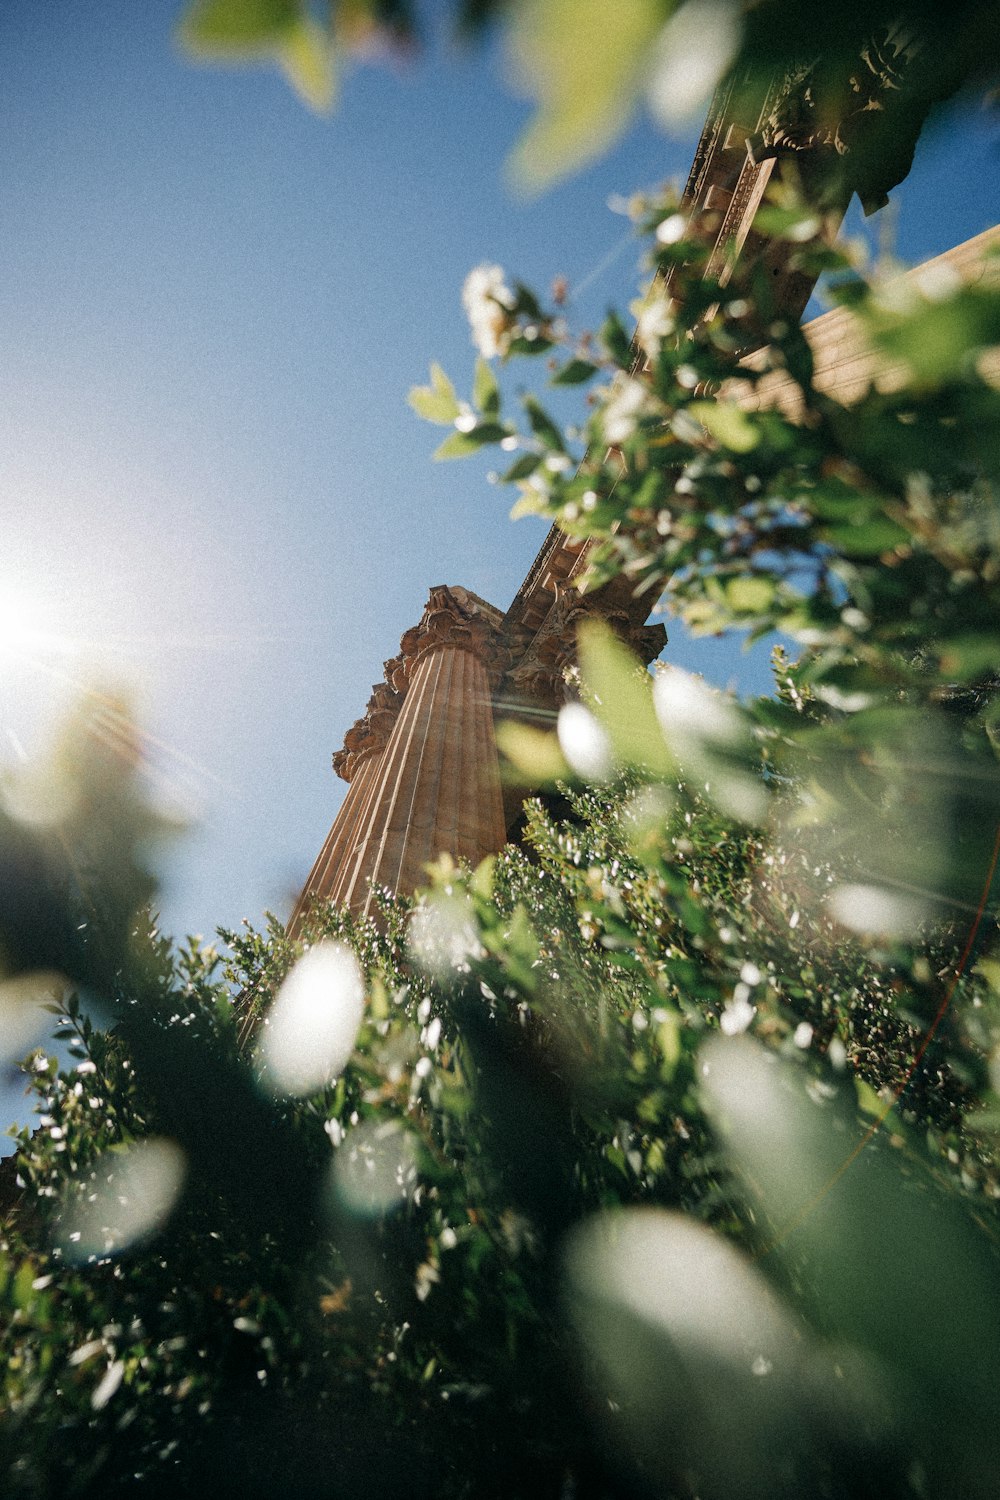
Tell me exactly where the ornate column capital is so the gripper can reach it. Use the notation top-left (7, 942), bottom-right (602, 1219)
top-left (333, 587), bottom-right (509, 780)
top-left (386, 585), bottom-right (509, 692)
top-left (333, 679), bottom-right (403, 783)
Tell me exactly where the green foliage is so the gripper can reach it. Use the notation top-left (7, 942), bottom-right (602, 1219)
top-left (176, 1), bottom-right (1000, 187)
top-left (180, 0), bottom-right (337, 110)
top-left (6, 37), bottom-right (1000, 1494)
top-left (419, 187), bottom-right (1000, 931)
top-left (3, 670), bottom-right (1000, 1493)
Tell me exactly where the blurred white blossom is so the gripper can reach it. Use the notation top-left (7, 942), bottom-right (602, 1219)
top-left (632, 290), bottom-right (674, 358)
top-left (259, 941), bottom-right (365, 1097)
top-left (409, 892), bottom-right (483, 977)
top-left (602, 378), bottom-right (648, 444)
top-left (462, 264), bottom-right (516, 359)
top-left (647, 0), bottom-right (742, 125)
top-left (60, 1137), bottom-right (186, 1262)
top-left (558, 702), bottom-right (613, 781)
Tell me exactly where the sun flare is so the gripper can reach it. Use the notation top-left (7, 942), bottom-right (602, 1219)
top-left (0, 587), bottom-right (66, 658)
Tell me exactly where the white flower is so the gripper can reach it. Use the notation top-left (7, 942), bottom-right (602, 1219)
top-left (461, 264), bottom-right (516, 360)
top-left (720, 994), bottom-right (755, 1036)
top-left (602, 378), bottom-right (648, 444)
top-left (557, 702), bottom-right (612, 782)
top-left (656, 213), bottom-right (687, 245)
top-left (633, 291), bottom-right (674, 357)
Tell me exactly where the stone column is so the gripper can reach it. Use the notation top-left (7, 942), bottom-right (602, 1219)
top-left (291, 586), bottom-right (508, 928)
top-left (286, 681), bottom-right (402, 936)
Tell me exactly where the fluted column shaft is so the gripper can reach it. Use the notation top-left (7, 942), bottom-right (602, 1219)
top-left (336, 642), bottom-right (505, 918)
top-left (286, 745), bottom-right (387, 936)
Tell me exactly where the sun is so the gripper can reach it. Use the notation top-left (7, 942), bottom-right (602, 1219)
top-left (0, 580), bottom-right (88, 762)
top-left (0, 585), bottom-right (69, 660)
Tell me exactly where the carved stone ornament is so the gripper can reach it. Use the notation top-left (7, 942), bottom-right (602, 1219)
top-left (750, 25), bottom-right (927, 212)
top-left (387, 584), bottom-right (509, 692)
top-left (500, 584), bottom-right (668, 712)
top-left (502, 658), bottom-right (569, 710)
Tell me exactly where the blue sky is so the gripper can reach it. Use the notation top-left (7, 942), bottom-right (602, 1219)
top-left (1, 0), bottom-right (999, 975)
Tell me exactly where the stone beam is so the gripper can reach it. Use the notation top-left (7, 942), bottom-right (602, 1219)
top-left (729, 224), bottom-right (1000, 417)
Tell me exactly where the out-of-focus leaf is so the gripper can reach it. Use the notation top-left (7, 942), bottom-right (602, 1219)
top-left (279, 14), bottom-right (337, 112)
top-left (600, 309), bottom-right (633, 366)
top-left (785, 705), bottom-right (1000, 921)
top-left (565, 1207), bottom-right (880, 1500)
top-left (408, 363), bottom-right (461, 424)
top-left (689, 398), bottom-right (760, 453)
top-left (500, 452), bottom-right (542, 483)
top-left (821, 514), bottom-right (910, 556)
top-left (180, 0), bottom-right (347, 112)
top-left (725, 576), bottom-right (775, 615)
top-left (866, 284), bottom-right (1000, 387)
top-left (179, 0), bottom-right (300, 54)
top-left (509, 486), bottom-right (554, 519)
top-left (702, 1035), bottom-right (1000, 1495)
top-left (433, 422), bottom-right (508, 459)
top-left (496, 721), bottom-right (569, 785)
top-left (936, 632), bottom-right (1000, 682)
top-left (523, 394), bottom-right (565, 451)
top-left (505, 0), bottom-right (668, 191)
top-left (654, 667), bottom-right (768, 823)
top-left (473, 356), bottom-right (501, 417)
top-left (578, 619), bottom-right (673, 777)
top-left (551, 357), bottom-right (599, 386)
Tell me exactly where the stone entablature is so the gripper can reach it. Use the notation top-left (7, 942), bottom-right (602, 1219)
top-left (497, 582), bottom-right (667, 723)
top-left (729, 225), bottom-right (1000, 419)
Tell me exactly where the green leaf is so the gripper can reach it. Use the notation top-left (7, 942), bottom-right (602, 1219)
top-left (179, 0), bottom-right (299, 54)
top-left (688, 400), bottom-right (759, 453)
top-left (500, 453), bottom-right (542, 483)
top-left (433, 423), bottom-right (508, 460)
top-left (600, 311), bottom-right (633, 367)
top-left (577, 619), bottom-right (673, 778)
top-left (936, 633), bottom-right (1000, 682)
top-left (513, 282), bottom-right (545, 321)
top-left (430, 362), bottom-right (458, 401)
top-left (523, 395), bottom-right (565, 451)
top-left (507, 333), bottom-right (555, 357)
top-left (279, 14), bottom-right (336, 112)
top-left (821, 515), bottom-right (910, 556)
top-left (725, 577), bottom-right (776, 616)
top-left (434, 432), bottom-right (480, 460)
top-left (13, 1261), bottom-right (37, 1311)
top-left (505, 0), bottom-right (668, 191)
top-left (408, 363), bottom-right (461, 425)
top-left (510, 488), bottom-right (554, 520)
top-left (807, 478), bottom-right (879, 523)
top-left (867, 285), bottom-right (1000, 387)
top-left (473, 357), bottom-right (501, 418)
top-left (552, 357), bottom-right (599, 386)
top-left (496, 721), bottom-right (569, 785)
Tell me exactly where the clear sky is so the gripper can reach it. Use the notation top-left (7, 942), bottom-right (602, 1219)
top-left (1, 0), bottom-right (998, 970)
